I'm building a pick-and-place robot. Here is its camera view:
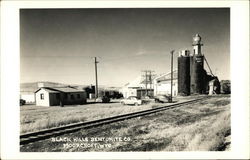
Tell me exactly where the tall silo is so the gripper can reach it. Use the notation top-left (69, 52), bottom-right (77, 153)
top-left (190, 34), bottom-right (206, 94)
top-left (178, 50), bottom-right (191, 96)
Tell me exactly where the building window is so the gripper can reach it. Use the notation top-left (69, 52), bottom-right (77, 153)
top-left (71, 95), bottom-right (74, 100)
top-left (40, 93), bottom-right (44, 100)
top-left (77, 94), bottom-right (80, 99)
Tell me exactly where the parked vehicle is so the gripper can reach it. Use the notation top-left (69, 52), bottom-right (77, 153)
top-left (154, 95), bottom-right (171, 103)
top-left (101, 96), bottom-right (110, 103)
top-left (20, 99), bottom-right (26, 106)
top-left (96, 96), bottom-right (110, 103)
top-left (120, 96), bottom-right (143, 106)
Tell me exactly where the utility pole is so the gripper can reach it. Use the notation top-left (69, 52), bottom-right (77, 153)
top-left (149, 71), bottom-right (152, 91)
top-left (141, 70), bottom-right (148, 97)
top-left (94, 57), bottom-right (99, 100)
top-left (170, 50), bottom-right (175, 103)
top-left (145, 70), bottom-right (148, 96)
top-left (142, 70), bottom-right (155, 97)
top-left (148, 70), bottom-right (155, 97)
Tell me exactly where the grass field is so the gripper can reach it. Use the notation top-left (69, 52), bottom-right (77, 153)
top-left (20, 95), bottom-right (230, 152)
top-left (20, 96), bottom-right (200, 134)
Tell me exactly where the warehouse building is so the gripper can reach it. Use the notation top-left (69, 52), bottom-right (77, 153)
top-left (35, 86), bottom-right (87, 106)
top-left (153, 70), bottom-right (178, 96)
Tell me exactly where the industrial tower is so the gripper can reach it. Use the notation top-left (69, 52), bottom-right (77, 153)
top-left (190, 34), bottom-right (206, 94)
top-left (178, 34), bottom-right (207, 95)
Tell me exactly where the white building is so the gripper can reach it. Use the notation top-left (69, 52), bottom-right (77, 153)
top-left (120, 75), bottom-right (153, 98)
top-left (153, 70), bottom-right (178, 96)
top-left (35, 87), bottom-right (87, 106)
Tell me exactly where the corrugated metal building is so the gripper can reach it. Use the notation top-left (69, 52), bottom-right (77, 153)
top-left (153, 70), bottom-right (178, 96)
top-left (35, 87), bottom-right (87, 106)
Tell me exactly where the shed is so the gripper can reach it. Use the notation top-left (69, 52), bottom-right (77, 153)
top-left (34, 87), bottom-right (87, 106)
top-left (208, 78), bottom-right (220, 95)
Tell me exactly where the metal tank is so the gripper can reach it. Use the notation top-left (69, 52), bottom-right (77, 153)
top-left (190, 55), bottom-right (206, 94)
top-left (190, 34), bottom-right (206, 94)
top-left (178, 50), bottom-right (191, 96)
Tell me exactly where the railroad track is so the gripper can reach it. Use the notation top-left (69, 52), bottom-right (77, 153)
top-left (20, 96), bottom-right (213, 145)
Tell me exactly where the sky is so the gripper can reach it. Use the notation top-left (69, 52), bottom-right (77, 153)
top-left (20, 8), bottom-right (230, 87)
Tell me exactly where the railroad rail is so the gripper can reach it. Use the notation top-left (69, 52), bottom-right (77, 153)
top-left (20, 96), bottom-right (213, 145)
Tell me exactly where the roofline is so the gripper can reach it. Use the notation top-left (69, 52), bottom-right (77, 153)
top-left (34, 87), bottom-right (61, 93)
top-left (34, 88), bottom-right (42, 93)
top-left (154, 70), bottom-right (178, 80)
top-left (158, 78), bottom-right (178, 81)
top-left (34, 87), bottom-right (85, 93)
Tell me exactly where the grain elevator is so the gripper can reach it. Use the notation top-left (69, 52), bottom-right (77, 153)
top-left (178, 50), bottom-right (191, 96)
top-left (178, 34), bottom-right (207, 95)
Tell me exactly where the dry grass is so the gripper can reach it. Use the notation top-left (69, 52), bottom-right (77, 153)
top-left (20, 102), bottom-right (151, 133)
top-left (101, 97), bottom-right (231, 151)
top-left (134, 98), bottom-right (231, 151)
top-left (71, 97), bottom-right (231, 152)
top-left (20, 96), bottom-right (230, 152)
top-left (165, 108), bottom-right (230, 151)
top-left (20, 97), bottom-right (198, 134)
top-left (20, 101), bottom-right (158, 133)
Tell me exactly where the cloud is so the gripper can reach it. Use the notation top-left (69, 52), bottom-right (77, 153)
top-left (135, 51), bottom-right (147, 56)
top-left (135, 51), bottom-right (146, 56)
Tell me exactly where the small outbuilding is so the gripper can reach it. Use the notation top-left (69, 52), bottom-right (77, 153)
top-left (35, 87), bottom-right (87, 106)
top-left (208, 78), bottom-right (220, 95)
top-left (120, 75), bottom-right (154, 98)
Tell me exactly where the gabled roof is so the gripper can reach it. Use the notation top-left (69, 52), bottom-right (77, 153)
top-left (42, 88), bottom-right (60, 93)
top-left (155, 70), bottom-right (178, 82)
top-left (124, 71), bottom-right (178, 88)
top-left (54, 87), bottom-right (84, 93)
top-left (35, 87), bottom-right (85, 93)
top-left (124, 76), bottom-right (145, 88)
